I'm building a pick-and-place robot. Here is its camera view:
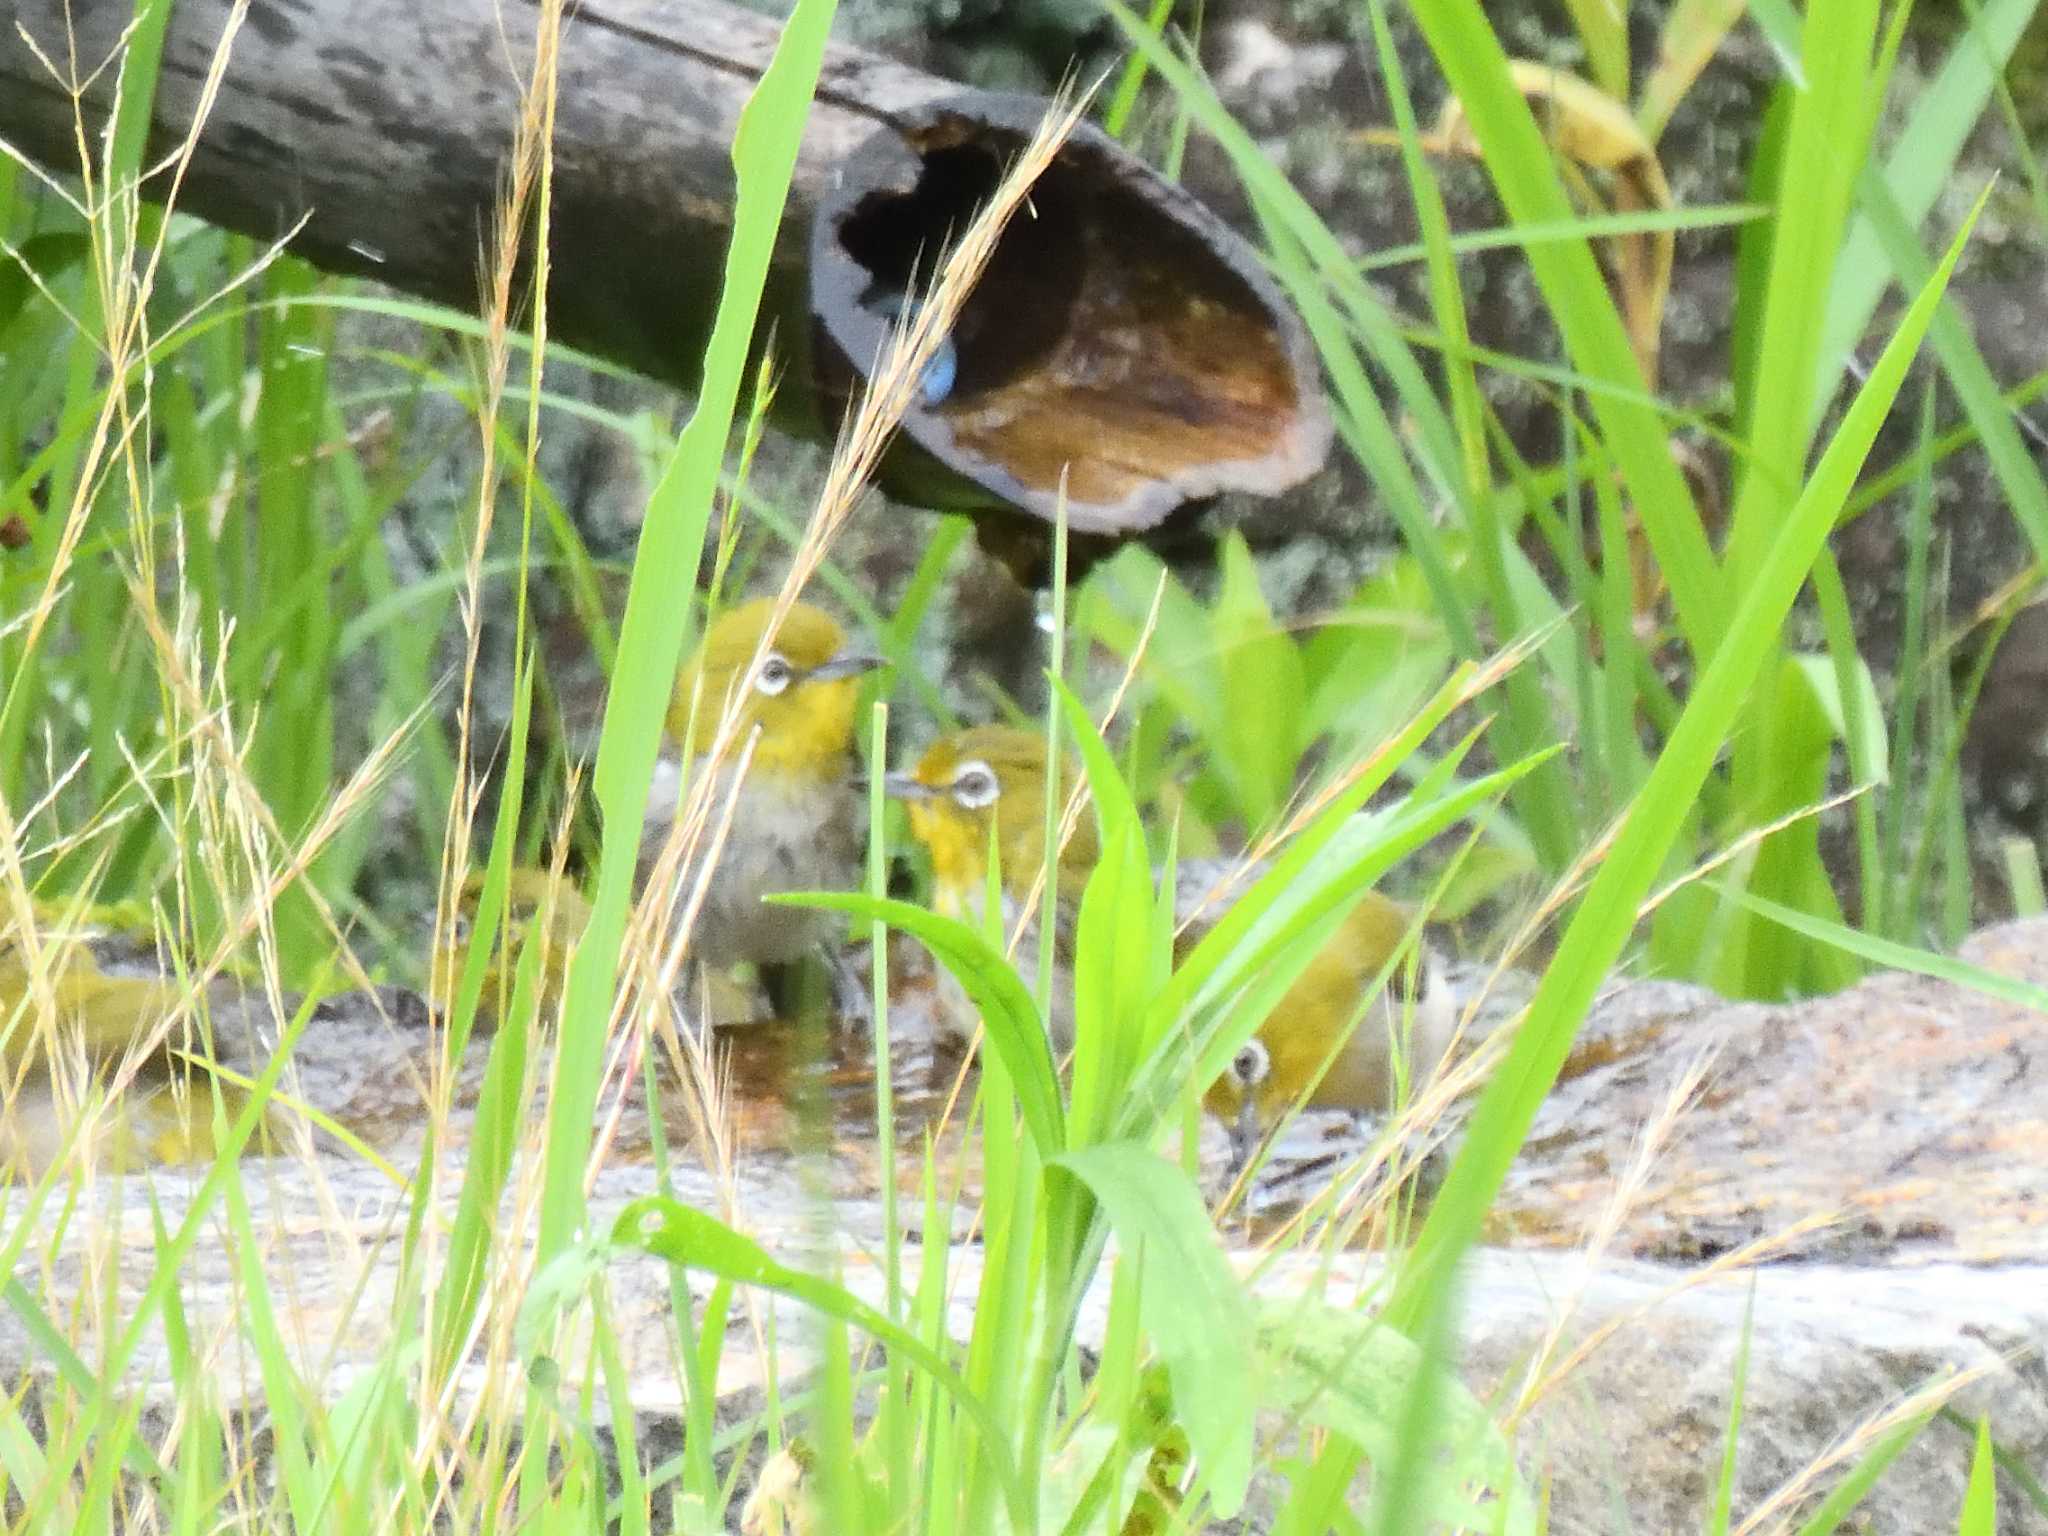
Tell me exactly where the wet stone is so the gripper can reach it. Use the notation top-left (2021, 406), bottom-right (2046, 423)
top-left (1497, 916), bottom-right (2048, 1264)
top-left (4, 920), bottom-right (2047, 1532)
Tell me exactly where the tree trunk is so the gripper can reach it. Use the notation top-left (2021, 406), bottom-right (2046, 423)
top-left (0, 0), bottom-right (1329, 550)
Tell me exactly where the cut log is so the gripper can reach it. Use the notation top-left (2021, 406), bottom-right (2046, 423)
top-left (0, 0), bottom-right (1331, 557)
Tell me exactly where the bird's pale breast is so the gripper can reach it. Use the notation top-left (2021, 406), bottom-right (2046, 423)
top-left (641, 755), bottom-right (864, 969)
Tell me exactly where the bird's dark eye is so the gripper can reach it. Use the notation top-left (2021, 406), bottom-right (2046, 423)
top-left (950, 762), bottom-right (1000, 809)
top-left (754, 654), bottom-right (795, 696)
top-left (1231, 1039), bottom-right (1271, 1087)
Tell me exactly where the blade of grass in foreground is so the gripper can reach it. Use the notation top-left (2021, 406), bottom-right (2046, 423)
top-left (608, 1196), bottom-right (1031, 1527)
top-left (1940, 1408), bottom-right (2048, 1517)
top-left (1396, 0), bottom-right (1722, 660)
top-left (1384, 194), bottom-right (1986, 1337)
top-left (535, 0), bottom-right (839, 1260)
top-left (1955, 1417), bottom-right (1997, 1536)
top-left (1783, 1406), bottom-right (1940, 1536)
top-left (1269, 190), bottom-right (1981, 1536)
top-left (1050, 1143), bottom-right (1254, 1517)
top-left (13, 985), bottom-right (323, 1532)
top-left (784, 890), bottom-right (1066, 1155)
top-left (1721, 884), bottom-right (2048, 1013)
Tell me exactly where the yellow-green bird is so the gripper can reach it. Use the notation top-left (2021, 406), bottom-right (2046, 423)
top-left (884, 724), bottom-right (1095, 1049)
top-left (439, 866), bottom-right (592, 1025)
top-left (888, 725), bottom-right (1454, 1156)
top-left (641, 597), bottom-right (883, 1021)
top-left (0, 940), bottom-right (255, 1170)
top-left (0, 948), bottom-right (178, 1067)
top-left (1187, 873), bottom-right (1455, 1163)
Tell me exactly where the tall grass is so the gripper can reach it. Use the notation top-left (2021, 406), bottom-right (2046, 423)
top-left (0, 0), bottom-right (2041, 1529)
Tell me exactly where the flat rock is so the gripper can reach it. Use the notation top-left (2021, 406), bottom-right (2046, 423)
top-left (4, 921), bottom-right (2045, 1531)
top-left (1500, 917), bottom-right (2048, 1264)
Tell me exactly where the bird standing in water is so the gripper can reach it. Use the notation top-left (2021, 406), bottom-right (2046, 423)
top-left (1189, 877), bottom-right (1455, 1167)
top-left (884, 724), bottom-right (1095, 1049)
top-left (0, 927), bottom-right (258, 1170)
top-left (887, 724), bottom-right (1455, 1158)
top-left (641, 597), bottom-right (883, 1022)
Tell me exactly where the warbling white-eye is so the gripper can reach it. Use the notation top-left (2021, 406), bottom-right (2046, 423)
top-left (884, 723), bottom-right (1095, 1049)
top-left (0, 926), bottom-right (257, 1170)
top-left (439, 866), bottom-right (591, 1025)
top-left (888, 725), bottom-right (1454, 1158)
top-left (1186, 874), bottom-right (1455, 1165)
top-left (640, 597), bottom-right (883, 1021)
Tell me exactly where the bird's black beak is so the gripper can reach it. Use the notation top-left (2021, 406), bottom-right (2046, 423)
top-left (810, 649), bottom-right (887, 682)
top-left (882, 771), bottom-right (936, 802)
top-left (1226, 1100), bottom-right (1262, 1179)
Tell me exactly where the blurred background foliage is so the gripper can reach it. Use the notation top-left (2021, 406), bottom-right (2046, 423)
top-left (1, 0), bottom-right (2044, 1002)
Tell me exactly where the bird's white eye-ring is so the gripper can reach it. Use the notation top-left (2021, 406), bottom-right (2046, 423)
top-left (949, 761), bottom-right (1000, 809)
top-left (1230, 1039), bottom-right (1271, 1088)
top-left (753, 653), bottom-right (795, 696)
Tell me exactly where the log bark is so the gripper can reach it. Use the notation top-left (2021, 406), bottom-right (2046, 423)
top-left (0, 0), bottom-right (1330, 551)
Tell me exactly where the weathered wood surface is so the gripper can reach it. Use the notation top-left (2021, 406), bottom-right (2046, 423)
top-left (0, 0), bottom-right (949, 403)
top-left (7, 920), bottom-right (2048, 1530)
top-left (0, 0), bottom-right (1332, 545)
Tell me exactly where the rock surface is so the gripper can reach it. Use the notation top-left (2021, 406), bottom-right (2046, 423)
top-left (1500, 917), bottom-right (2048, 1266)
top-left (9, 919), bottom-right (2048, 1527)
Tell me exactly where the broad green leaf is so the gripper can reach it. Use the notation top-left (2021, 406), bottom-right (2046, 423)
top-left (608, 1196), bottom-right (1030, 1528)
top-left (1051, 1144), bottom-right (1253, 1516)
top-left (1721, 655), bottom-right (1859, 996)
top-left (1257, 1300), bottom-right (1534, 1533)
top-left (1212, 533), bottom-right (1304, 828)
top-left (778, 892), bottom-right (1065, 1156)
top-left (1070, 811), bottom-right (1161, 1146)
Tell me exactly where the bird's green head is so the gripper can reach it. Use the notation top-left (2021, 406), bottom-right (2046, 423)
top-left (669, 598), bottom-right (882, 781)
top-left (1201, 890), bottom-right (1427, 1132)
top-left (885, 725), bottom-right (1096, 907)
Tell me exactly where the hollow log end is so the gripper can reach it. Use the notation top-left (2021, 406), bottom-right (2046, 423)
top-left (808, 91), bottom-right (1332, 560)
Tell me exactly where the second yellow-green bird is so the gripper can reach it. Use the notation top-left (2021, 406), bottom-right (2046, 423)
top-left (0, 934), bottom-right (256, 1170)
top-left (887, 725), bottom-right (1455, 1157)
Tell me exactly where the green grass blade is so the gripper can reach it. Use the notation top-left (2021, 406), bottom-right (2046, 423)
top-left (1052, 1143), bottom-right (1254, 1515)
top-left (1818, 0), bottom-right (2041, 407)
top-left (1723, 0), bottom-right (1881, 591)
top-left (1956, 1416), bottom-right (1997, 1536)
top-left (538, 0), bottom-right (840, 1261)
top-left (779, 891), bottom-right (1065, 1155)
top-left (1854, 169), bottom-right (2048, 568)
top-left (609, 1196), bottom-right (1031, 1527)
top-left (1391, 0), bottom-right (1722, 658)
top-left (1707, 1279), bottom-right (1758, 1534)
top-left (1788, 1407), bottom-right (1939, 1536)
top-left (1389, 190), bottom-right (1984, 1334)
top-left (1722, 883), bottom-right (2048, 1013)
